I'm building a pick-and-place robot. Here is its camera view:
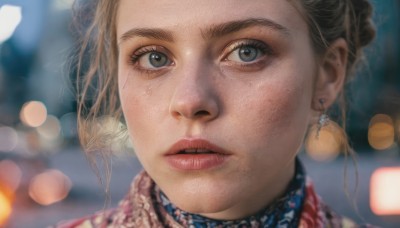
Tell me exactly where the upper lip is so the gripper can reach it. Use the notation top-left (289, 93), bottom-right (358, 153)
top-left (165, 138), bottom-right (231, 155)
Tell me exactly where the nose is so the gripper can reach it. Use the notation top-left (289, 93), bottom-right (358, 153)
top-left (169, 63), bottom-right (220, 122)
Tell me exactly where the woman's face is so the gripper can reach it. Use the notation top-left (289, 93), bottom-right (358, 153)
top-left (117, 0), bottom-right (316, 219)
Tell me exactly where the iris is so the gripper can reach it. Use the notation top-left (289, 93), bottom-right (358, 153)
top-left (149, 52), bottom-right (169, 67)
top-left (238, 46), bottom-right (259, 62)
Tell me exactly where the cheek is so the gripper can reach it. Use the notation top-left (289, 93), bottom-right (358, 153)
top-left (119, 89), bottom-right (141, 141)
top-left (118, 72), bottom-right (174, 159)
top-left (232, 75), bottom-right (313, 154)
top-left (263, 85), bottom-right (309, 127)
top-left (119, 74), bottom-right (156, 148)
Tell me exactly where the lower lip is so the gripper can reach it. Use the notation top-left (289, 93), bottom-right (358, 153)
top-left (166, 153), bottom-right (228, 170)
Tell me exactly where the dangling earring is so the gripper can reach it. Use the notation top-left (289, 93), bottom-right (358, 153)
top-left (316, 98), bottom-right (329, 139)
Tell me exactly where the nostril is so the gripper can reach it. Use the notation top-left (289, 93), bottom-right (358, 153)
top-left (194, 110), bottom-right (210, 116)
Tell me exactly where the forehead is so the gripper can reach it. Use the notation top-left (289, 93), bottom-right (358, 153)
top-left (116, 0), bottom-right (308, 38)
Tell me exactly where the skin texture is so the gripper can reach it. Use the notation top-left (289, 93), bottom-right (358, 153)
top-left (116, 0), bottom-right (348, 220)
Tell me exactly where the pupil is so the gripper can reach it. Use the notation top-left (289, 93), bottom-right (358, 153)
top-left (149, 52), bottom-right (167, 67)
top-left (239, 46), bottom-right (258, 62)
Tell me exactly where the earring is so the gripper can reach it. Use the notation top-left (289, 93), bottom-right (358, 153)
top-left (316, 98), bottom-right (329, 138)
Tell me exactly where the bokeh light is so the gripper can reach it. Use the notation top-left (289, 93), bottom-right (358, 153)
top-left (0, 4), bottom-right (22, 43)
top-left (60, 112), bottom-right (77, 138)
top-left (0, 189), bottom-right (12, 226)
top-left (305, 121), bottom-right (344, 162)
top-left (37, 115), bottom-right (61, 140)
top-left (368, 114), bottom-right (395, 151)
top-left (370, 167), bottom-right (400, 215)
top-left (20, 101), bottom-right (48, 128)
top-left (53, 0), bottom-right (74, 11)
top-left (0, 127), bottom-right (18, 152)
top-left (20, 130), bottom-right (41, 155)
top-left (97, 116), bottom-right (128, 153)
top-left (0, 160), bottom-right (22, 192)
top-left (28, 169), bottom-right (72, 206)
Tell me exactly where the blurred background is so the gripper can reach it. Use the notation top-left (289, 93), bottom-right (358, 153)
top-left (0, 0), bottom-right (399, 227)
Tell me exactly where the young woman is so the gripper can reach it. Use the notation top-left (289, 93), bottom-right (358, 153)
top-left (60, 0), bottom-right (375, 227)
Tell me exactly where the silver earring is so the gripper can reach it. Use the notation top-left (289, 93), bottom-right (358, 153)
top-left (316, 99), bottom-right (329, 138)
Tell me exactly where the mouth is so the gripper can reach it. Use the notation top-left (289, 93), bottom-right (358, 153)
top-left (165, 138), bottom-right (230, 156)
top-left (165, 139), bottom-right (231, 170)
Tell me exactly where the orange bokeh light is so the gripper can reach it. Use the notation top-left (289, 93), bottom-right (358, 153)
top-left (29, 169), bottom-right (72, 206)
top-left (370, 167), bottom-right (400, 215)
top-left (0, 189), bottom-right (12, 226)
top-left (20, 101), bottom-right (47, 128)
top-left (368, 114), bottom-right (395, 151)
top-left (0, 160), bottom-right (22, 192)
top-left (305, 121), bottom-right (344, 162)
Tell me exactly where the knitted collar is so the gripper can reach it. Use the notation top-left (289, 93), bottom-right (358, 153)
top-left (157, 159), bottom-right (306, 228)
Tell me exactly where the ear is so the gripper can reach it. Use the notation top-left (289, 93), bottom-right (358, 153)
top-left (312, 38), bottom-right (348, 111)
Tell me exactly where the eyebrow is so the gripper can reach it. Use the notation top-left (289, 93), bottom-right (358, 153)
top-left (118, 18), bottom-right (290, 45)
top-left (203, 18), bottom-right (291, 39)
top-left (119, 28), bottom-right (174, 45)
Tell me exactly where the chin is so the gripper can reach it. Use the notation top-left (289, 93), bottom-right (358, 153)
top-left (170, 191), bottom-right (235, 216)
top-left (160, 177), bottom-right (243, 219)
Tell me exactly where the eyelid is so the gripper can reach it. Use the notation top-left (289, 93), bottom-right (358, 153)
top-left (129, 45), bottom-right (172, 64)
top-left (126, 45), bottom-right (175, 78)
top-left (219, 39), bottom-right (275, 72)
top-left (222, 39), bottom-right (273, 61)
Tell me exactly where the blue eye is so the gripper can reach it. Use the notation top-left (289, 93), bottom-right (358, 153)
top-left (225, 40), bottom-right (271, 64)
top-left (238, 46), bottom-right (259, 62)
top-left (137, 51), bottom-right (170, 69)
top-left (227, 45), bottom-right (263, 63)
top-left (148, 52), bottom-right (169, 67)
top-left (130, 46), bottom-right (172, 71)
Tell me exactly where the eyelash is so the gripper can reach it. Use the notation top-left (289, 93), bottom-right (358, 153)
top-left (222, 40), bottom-right (274, 70)
top-left (128, 46), bottom-right (172, 76)
top-left (129, 46), bottom-right (158, 64)
top-left (227, 40), bottom-right (273, 57)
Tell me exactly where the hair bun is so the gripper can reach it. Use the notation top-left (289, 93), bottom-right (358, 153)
top-left (350, 0), bottom-right (376, 47)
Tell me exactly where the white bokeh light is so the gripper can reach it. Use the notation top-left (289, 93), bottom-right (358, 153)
top-left (0, 127), bottom-right (18, 152)
top-left (52, 0), bottom-right (74, 11)
top-left (0, 4), bottom-right (22, 43)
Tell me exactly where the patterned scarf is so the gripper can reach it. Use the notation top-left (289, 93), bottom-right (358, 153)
top-left (56, 158), bottom-right (363, 228)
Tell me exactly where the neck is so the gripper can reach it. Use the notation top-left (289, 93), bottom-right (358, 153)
top-left (158, 158), bottom-right (305, 228)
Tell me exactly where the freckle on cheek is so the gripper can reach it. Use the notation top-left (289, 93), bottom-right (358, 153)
top-left (145, 85), bottom-right (153, 96)
top-left (264, 88), bottom-right (301, 126)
